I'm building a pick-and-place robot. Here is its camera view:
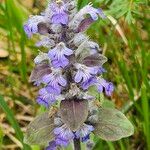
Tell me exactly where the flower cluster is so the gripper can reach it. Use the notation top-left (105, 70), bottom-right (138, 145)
top-left (24, 0), bottom-right (114, 149)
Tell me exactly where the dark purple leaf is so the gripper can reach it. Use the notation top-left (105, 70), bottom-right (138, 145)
top-left (29, 63), bottom-right (52, 82)
top-left (77, 17), bottom-right (94, 32)
top-left (38, 22), bottom-right (51, 35)
top-left (60, 99), bottom-right (88, 131)
top-left (83, 54), bottom-right (107, 67)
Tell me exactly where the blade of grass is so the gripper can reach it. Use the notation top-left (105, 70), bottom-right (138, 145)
top-left (117, 60), bottom-right (134, 100)
top-left (5, 0), bottom-right (28, 82)
top-left (93, 136), bottom-right (104, 150)
top-left (78, 0), bottom-right (89, 10)
top-left (106, 142), bottom-right (115, 150)
top-left (116, 57), bottom-right (142, 115)
top-left (20, 32), bottom-right (27, 82)
top-left (118, 140), bottom-right (126, 150)
top-left (0, 95), bottom-right (31, 150)
top-left (0, 127), bottom-right (4, 149)
top-left (141, 84), bottom-right (150, 150)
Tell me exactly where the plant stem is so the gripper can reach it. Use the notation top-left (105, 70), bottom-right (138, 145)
top-left (73, 139), bottom-right (81, 150)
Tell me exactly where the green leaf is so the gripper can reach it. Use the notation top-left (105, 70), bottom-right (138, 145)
top-left (125, 10), bottom-right (134, 24)
top-left (60, 99), bottom-right (88, 131)
top-left (93, 108), bottom-right (134, 141)
top-left (24, 112), bottom-right (55, 145)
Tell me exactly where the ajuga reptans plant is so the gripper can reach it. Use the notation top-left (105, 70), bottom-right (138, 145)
top-left (24, 0), bottom-right (134, 149)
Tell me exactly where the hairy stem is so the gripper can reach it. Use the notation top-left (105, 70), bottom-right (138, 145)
top-left (73, 138), bottom-right (81, 150)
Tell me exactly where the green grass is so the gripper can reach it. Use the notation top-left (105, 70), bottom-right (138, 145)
top-left (0, 0), bottom-right (150, 150)
top-left (0, 95), bottom-right (31, 150)
top-left (0, 0), bottom-right (28, 82)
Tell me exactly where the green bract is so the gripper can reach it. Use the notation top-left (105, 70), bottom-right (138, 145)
top-left (94, 108), bottom-right (134, 141)
top-left (24, 112), bottom-right (55, 145)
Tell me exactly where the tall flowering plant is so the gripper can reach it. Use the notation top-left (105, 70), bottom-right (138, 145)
top-left (24, 0), bottom-right (134, 149)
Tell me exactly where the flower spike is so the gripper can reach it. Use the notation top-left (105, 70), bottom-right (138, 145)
top-left (23, 1), bottom-right (133, 149)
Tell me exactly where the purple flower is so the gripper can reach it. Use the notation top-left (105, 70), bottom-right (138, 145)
top-left (55, 137), bottom-right (69, 147)
top-left (36, 88), bottom-right (57, 108)
top-left (95, 79), bottom-right (114, 96)
top-left (54, 125), bottom-right (74, 140)
top-left (81, 77), bottom-right (97, 90)
top-left (24, 15), bottom-right (45, 38)
top-left (96, 78), bottom-right (114, 96)
top-left (50, 2), bottom-right (69, 25)
top-left (54, 125), bottom-right (74, 146)
top-left (46, 85), bottom-right (61, 94)
top-left (33, 81), bottom-right (42, 86)
top-left (42, 69), bottom-right (67, 89)
top-left (105, 82), bottom-right (114, 96)
top-left (45, 141), bottom-right (57, 150)
top-left (74, 64), bottom-right (99, 83)
top-left (98, 67), bottom-right (107, 74)
top-left (75, 124), bottom-right (94, 141)
top-left (24, 24), bottom-right (32, 38)
top-left (69, 4), bottom-right (106, 29)
top-left (48, 42), bottom-right (73, 68)
top-left (79, 5), bottom-right (101, 20)
top-left (85, 6), bottom-right (106, 21)
top-left (82, 77), bottom-right (114, 96)
top-left (82, 134), bottom-right (90, 142)
top-left (51, 123), bottom-right (94, 148)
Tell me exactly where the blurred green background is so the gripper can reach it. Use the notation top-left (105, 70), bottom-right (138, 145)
top-left (0, 0), bottom-right (149, 150)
